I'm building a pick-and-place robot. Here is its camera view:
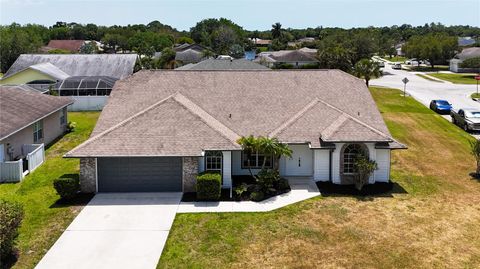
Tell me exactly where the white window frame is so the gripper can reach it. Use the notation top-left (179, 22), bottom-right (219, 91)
top-left (343, 144), bottom-right (368, 175)
top-left (33, 120), bottom-right (44, 143)
top-left (241, 151), bottom-right (273, 169)
top-left (205, 151), bottom-right (222, 171)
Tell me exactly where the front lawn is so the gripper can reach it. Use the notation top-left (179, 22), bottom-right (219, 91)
top-left (0, 112), bottom-right (99, 269)
top-left (159, 87), bottom-right (480, 268)
top-left (415, 73), bottom-right (443, 83)
top-left (383, 56), bottom-right (406, 62)
top-left (428, 73), bottom-right (478, 84)
top-left (407, 65), bottom-right (449, 72)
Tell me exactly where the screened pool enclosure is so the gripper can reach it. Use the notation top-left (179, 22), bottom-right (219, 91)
top-left (53, 76), bottom-right (118, 96)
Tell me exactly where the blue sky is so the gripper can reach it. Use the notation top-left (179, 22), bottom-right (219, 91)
top-left (1, 0), bottom-right (479, 30)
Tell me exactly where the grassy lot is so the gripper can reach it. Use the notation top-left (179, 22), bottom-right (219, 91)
top-left (428, 73), bottom-right (478, 84)
top-left (159, 87), bottom-right (480, 268)
top-left (415, 73), bottom-right (443, 83)
top-left (383, 56), bottom-right (406, 62)
top-left (471, 93), bottom-right (480, 99)
top-left (406, 65), bottom-right (449, 72)
top-left (0, 112), bottom-right (99, 269)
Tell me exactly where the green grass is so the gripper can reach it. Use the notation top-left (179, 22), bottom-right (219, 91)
top-left (415, 73), bottom-right (443, 83)
top-left (383, 56), bottom-right (407, 62)
top-left (471, 92), bottom-right (480, 99)
top-left (0, 112), bottom-right (99, 269)
top-left (159, 88), bottom-right (479, 268)
top-left (428, 73), bottom-right (479, 84)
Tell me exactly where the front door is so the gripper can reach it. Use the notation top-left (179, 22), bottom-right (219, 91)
top-left (284, 144), bottom-right (313, 176)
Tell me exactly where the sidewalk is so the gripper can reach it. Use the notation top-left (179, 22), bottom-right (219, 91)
top-left (177, 180), bottom-right (320, 213)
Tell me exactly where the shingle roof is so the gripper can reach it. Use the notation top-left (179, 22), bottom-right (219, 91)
top-left (175, 59), bottom-right (270, 70)
top-left (175, 49), bottom-right (204, 64)
top-left (0, 86), bottom-right (73, 140)
top-left (46, 40), bottom-right (85, 52)
top-left (66, 70), bottom-right (404, 157)
top-left (455, 47), bottom-right (480, 61)
top-left (3, 54), bottom-right (138, 79)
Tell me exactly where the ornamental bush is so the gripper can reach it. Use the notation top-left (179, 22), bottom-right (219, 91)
top-left (249, 191), bottom-right (265, 202)
top-left (256, 169), bottom-right (280, 194)
top-left (53, 177), bottom-right (80, 199)
top-left (196, 171), bottom-right (221, 201)
top-left (0, 199), bottom-right (24, 261)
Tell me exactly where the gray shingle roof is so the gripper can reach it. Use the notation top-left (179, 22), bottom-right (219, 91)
top-left (66, 70), bottom-right (404, 157)
top-left (3, 54), bottom-right (138, 80)
top-left (175, 49), bottom-right (204, 64)
top-left (175, 59), bottom-right (269, 70)
top-left (0, 86), bottom-right (73, 140)
top-left (455, 47), bottom-right (480, 61)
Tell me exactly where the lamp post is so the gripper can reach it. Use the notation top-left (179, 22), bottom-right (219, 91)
top-left (402, 77), bottom-right (409, 97)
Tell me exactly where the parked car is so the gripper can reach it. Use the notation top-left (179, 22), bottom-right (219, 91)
top-left (405, 58), bottom-right (419, 65)
top-left (451, 108), bottom-right (480, 132)
top-left (377, 61), bottom-right (385, 68)
top-left (392, 63), bottom-right (402, 70)
top-left (429, 100), bottom-right (452, 114)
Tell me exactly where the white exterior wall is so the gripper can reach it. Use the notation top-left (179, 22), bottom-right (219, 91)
top-left (374, 149), bottom-right (391, 182)
top-left (313, 149), bottom-right (330, 182)
top-left (331, 143), bottom-right (343, 184)
top-left (283, 144), bottom-right (313, 176)
top-left (222, 151), bottom-right (232, 188)
top-left (68, 96), bottom-right (108, 111)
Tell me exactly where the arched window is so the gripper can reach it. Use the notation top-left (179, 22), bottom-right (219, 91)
top-left (205, 151), bottom-right (222, 171)
top-left (343, 144), bottom-right (368, 174)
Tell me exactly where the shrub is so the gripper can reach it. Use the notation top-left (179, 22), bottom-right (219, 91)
top-left (53, 177), bottom-right (80, 199)
top-left (67, 121), bottom-right (77, 133)
top-left (257, 169), bottom-right (280, 193)
top-left (196, 171), bottom-right (221, 201)
top-left (250, 191), bottom-right (265, 202)
top-left (234, 183), bottom-right (249, 198)
top-left (353, 157), bottom-right (378, 190)
top-left (277, 178), bottom-right (290, 191)
top-left (0, 199), bottom-right (24, 261)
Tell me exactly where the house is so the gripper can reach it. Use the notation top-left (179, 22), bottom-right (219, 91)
top-left (458, 37), bottom-right (476, 47)
top-left (1, 54), bottom-right (138, 110)
top-left (0, 86), bottom-right (73, 182)
top-left (41, 40), bottom-right (86, 53)
top-left (65, 70), bottom-right (405, 193)
top-left (175, 58), bottom-right (270, 70)
top-left (395, 43), bottom-right (405, 56)
top-left (449, 47), bottom-right (480, 73)
top-left (248, 38), bottom-right (272, 46)
top-left (254, 50), bottom-right (319, 68)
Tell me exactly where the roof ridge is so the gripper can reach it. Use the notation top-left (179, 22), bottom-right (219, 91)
top-left (172, 93), bottom-right (240, 145)
top-left (321, 114), bottom-right (349, 139)
top-left (269, 98), bottom-right (320, 137)
top-left (64, 93), bottom-right (176, 157)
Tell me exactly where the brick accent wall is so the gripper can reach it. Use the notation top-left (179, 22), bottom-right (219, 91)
top-left (80, 158), bottom-right (96, 193)
top-left (183, 157), bottom-right (198, 192)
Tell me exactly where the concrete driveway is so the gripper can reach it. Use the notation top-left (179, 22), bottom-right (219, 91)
top-left (35, 192), bottom-right (182, 269)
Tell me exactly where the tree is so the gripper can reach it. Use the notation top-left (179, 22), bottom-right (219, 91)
top-left (236, 136), bottom-right (292, 178)
top-left (176, 36), bottom-right (194, 44)
top-left (79, 42), bottom-right (99, 54)
top-left (0, 24), bottom-right (43, 73)
top-left (460, 57), bottom-right (480, 72)
top-left (403, 33), bottom-right (458, 68)
top-left (353, 157), bottom-right (378, 190)
top-left (201, 49), bottom-right (215, 59)
top-left (190, 18), bottom-right (245, 54)
top-left (470, 139), bottom-right (480, 176)
top-left (317, 45), bottom-right (353, 72)
top-left (271, 22), bottom-right (283, 39)
top-left (156, 47), bottom-right (177, 69)
top-left (353, 59), bottom-right (383, 87)
top-left (229, 44), bottom-right (244, 58)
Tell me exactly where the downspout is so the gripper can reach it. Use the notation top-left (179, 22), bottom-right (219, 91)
top-left (329, 149), bottom-right (333, 182)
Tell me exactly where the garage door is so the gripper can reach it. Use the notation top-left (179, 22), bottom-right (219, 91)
top-left (97, 157), bottom-right (182, 192)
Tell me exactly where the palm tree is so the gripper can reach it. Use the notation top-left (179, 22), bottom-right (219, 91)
top-left (353, 58), bottom-right (383, 87)
top-left (470, 139), bottom-right (480, 176)
top-left (271, 22), bottom-right (283, 39)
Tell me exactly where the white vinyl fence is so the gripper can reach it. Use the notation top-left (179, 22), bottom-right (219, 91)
top-left (0, 160), bottom-right (23, 183)
top-left (24, 144), bottom-right (45, 172)
top-left (68, 96), bottom-right (108, 111)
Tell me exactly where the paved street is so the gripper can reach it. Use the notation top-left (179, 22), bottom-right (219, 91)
top-left (371, 63), bottom-right (480, 111)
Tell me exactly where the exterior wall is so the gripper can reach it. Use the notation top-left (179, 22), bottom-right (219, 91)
top-left (222, 151), bottom-right (232, 188)
top-left (0, 109), bottom-right (67, 161)
top-left (79, 158), bottom-right (96, 193)
top-left (449, 60), bottom-right (460, 73)
top-left (313, 149), bottom-right (330, 182)
top-left (68, 96), bottom-right (108, 111)
top-left (375, 149), bottom-right (391, 182)
top-left (0, 69), bottom-right (56, 85)
top-left (231, 150), bottom-right (263, 176)
top-left (182, 157), bottom-right (198, 192)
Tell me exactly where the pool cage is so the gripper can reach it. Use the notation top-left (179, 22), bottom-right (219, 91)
top-left (54, 76), bottom-right (118, 96)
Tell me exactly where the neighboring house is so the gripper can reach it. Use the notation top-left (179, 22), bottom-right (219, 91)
top-left (248, 38), bottom-right (272, 46)
top-left (288, 38), bottom-right (316, 48)
top-left (449, 47), bottom-right (480, 73)
top-left (254, 50), bottom-right (319, 68)
top-left (0, 86), bottom-right (73, 182)
top-left (458, 37), bottom-right (476, 47)
top-left (65, 70), bottom-right (406, 193)
top-left (395, 43), bottom-right (405, 56)
top-left (41, 40), bottom-right (86, 53)
top-left (175, 58), bottom-right (270, 70)
top-left (0, 54), bottom-right (138, 111)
